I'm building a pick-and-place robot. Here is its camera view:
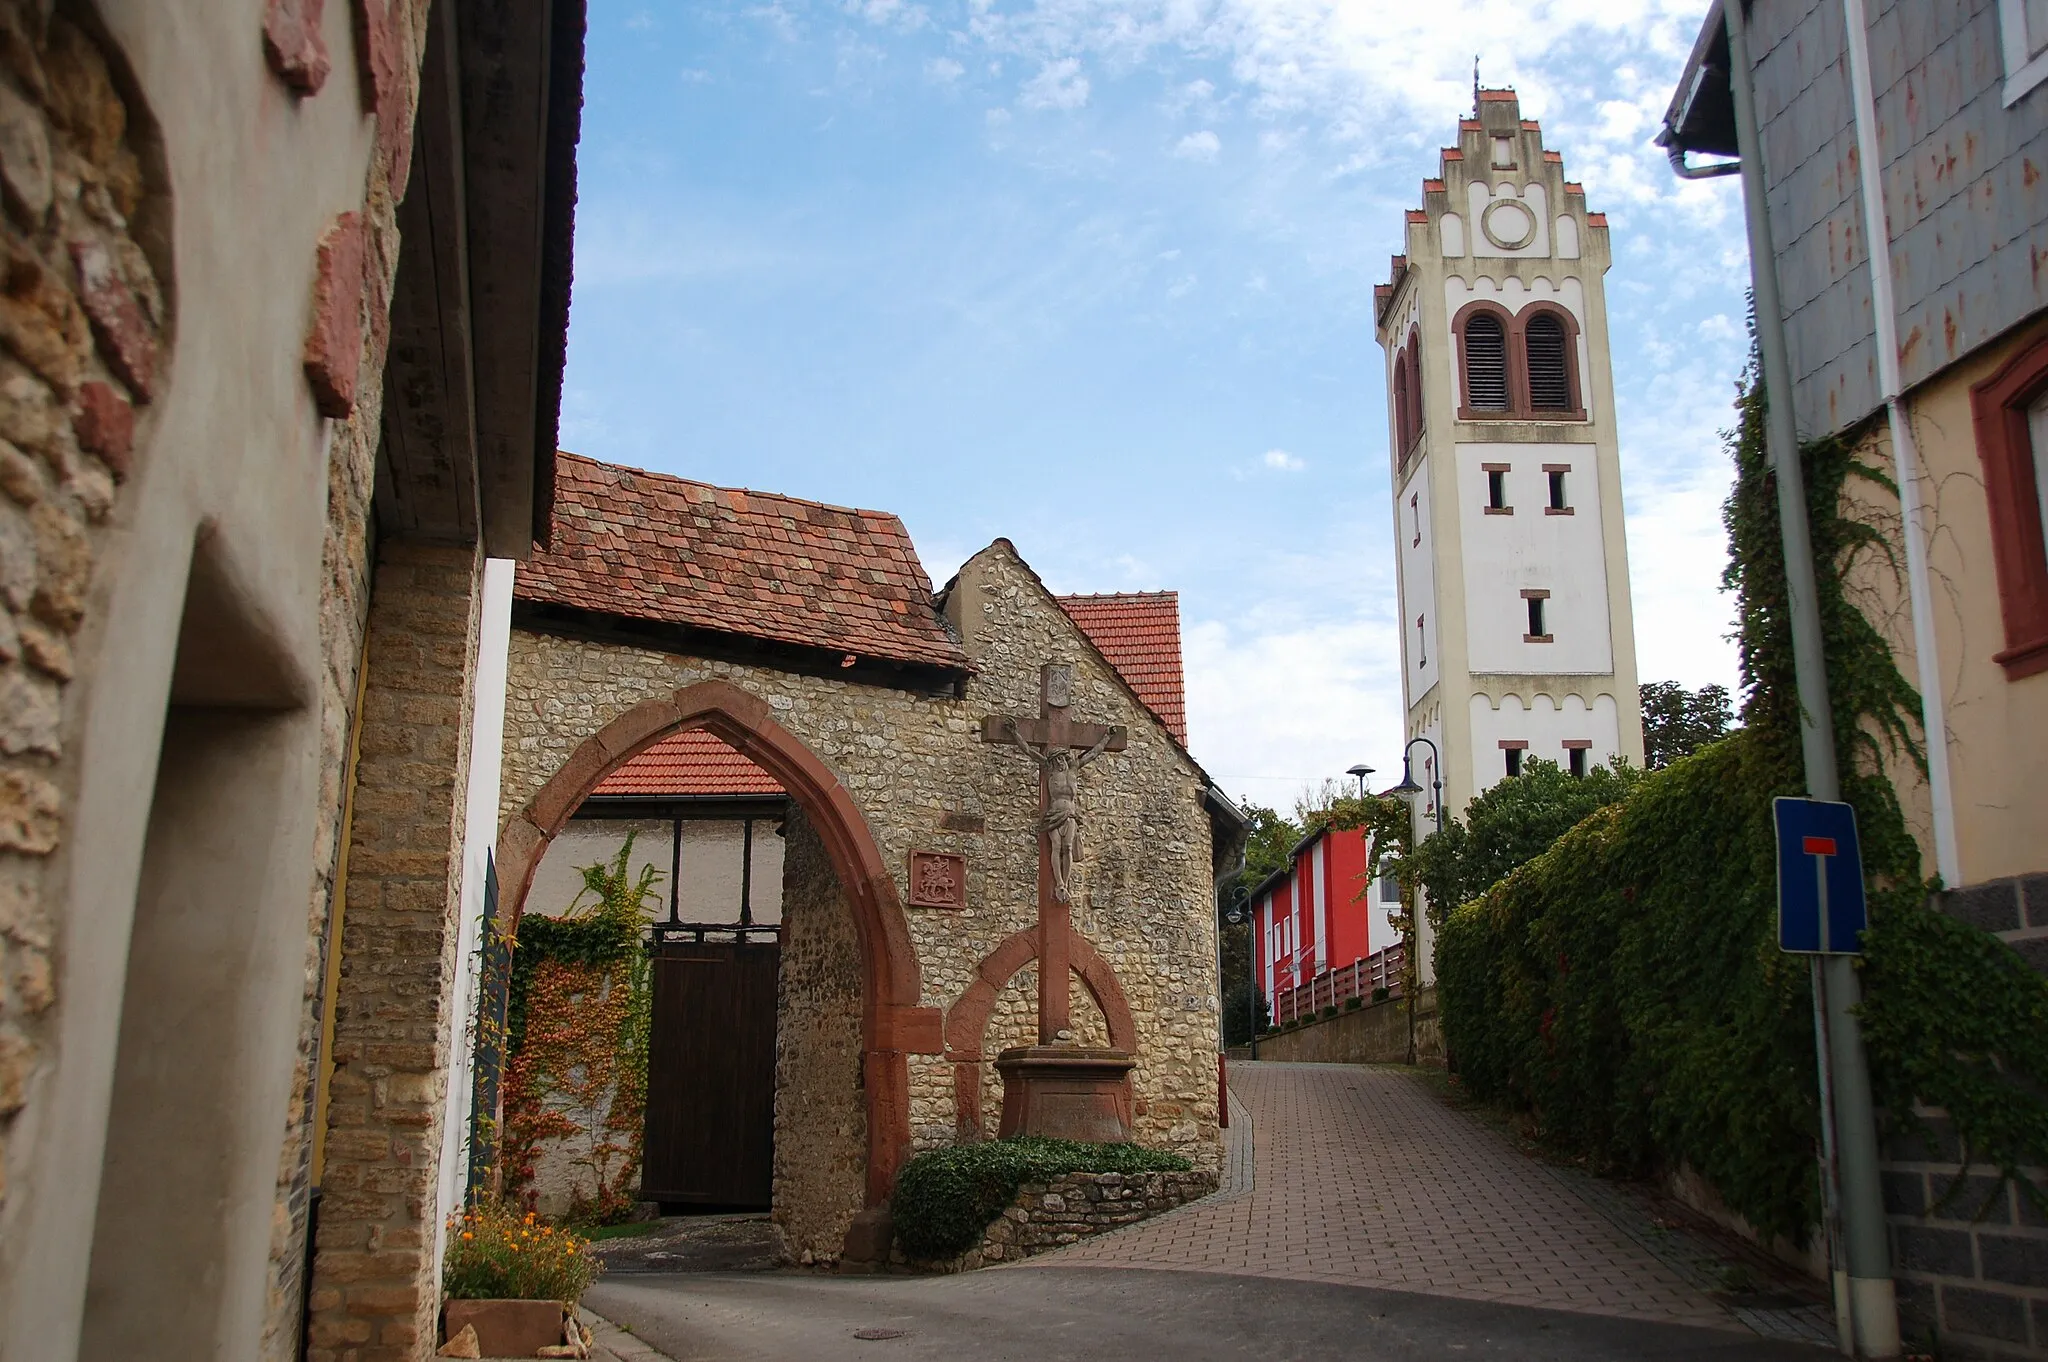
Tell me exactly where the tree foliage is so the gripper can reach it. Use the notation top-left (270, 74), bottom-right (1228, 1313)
top-left (1639, 680), bottom-right (1734, 768)
top-left (1407, 757), bottom-right (1639, 926)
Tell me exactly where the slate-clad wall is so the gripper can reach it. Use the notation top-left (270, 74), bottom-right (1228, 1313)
top-left (500, 542), bottom-right (1222, 1260)
top-left (1749, 0), bottom-right (2048, 436)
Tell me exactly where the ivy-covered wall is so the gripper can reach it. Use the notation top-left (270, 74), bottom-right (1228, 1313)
top-left (1434, 358), bottom-right (2048, 1355)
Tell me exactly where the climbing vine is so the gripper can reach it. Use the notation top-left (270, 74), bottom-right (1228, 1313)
top-left (1433, 348), bottom-right (2048, 1242)
top-left (500, 835), bottom-right (657, 1226)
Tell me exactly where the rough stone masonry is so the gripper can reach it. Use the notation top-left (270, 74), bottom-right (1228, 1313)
top-left (500, 529), bottom-right (1228, 1264)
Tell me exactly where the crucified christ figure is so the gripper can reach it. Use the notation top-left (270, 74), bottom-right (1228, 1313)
top-left (1006, 717), bottom-right (1116, 903)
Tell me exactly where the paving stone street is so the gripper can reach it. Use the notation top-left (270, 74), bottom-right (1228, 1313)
top-left (586, 1062), bottom-right (1834, 1360)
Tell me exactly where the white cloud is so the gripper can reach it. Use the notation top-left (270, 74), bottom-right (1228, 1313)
top-left (925, 56), bottom-right (965, 83)
top-left (1020, 57), bottom-right (1090, 110)
top-left (985, 106), bottom-right (1012, 126)
top-left (1262, 448), bottom-right (1304, 471)
top-left (1165, 273), bottom-right (1198, 299)
top-left (1174, 129), bottom-right (1221, 161)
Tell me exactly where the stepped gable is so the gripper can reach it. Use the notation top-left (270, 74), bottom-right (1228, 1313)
top-left (590, 729), bottom-right (785, 797)
top-left (1056, 592), bottom-right (1188, 747)
top-left (520, 452), bottom-right (970, 672)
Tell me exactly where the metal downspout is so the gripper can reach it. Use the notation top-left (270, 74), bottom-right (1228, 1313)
top-left (1840, 0), bottom-right (1963, 888)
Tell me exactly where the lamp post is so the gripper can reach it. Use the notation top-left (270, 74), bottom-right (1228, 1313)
top-left (1225, 896), bottom-right (1254, 1058)
top-left (1386, 737), bottom-right (1442, 1064)
top-left (1345, 763), bottom-right (1375, 799)
top-left (1387, 737), bottom-right (1443, 833)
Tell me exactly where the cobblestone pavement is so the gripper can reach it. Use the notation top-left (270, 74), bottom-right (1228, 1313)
top-left (1024, 1062), bottom-right (1832, 1343)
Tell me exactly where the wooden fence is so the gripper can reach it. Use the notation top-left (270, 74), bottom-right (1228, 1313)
top-left (1271, 941), bottom-right (1405, 1024)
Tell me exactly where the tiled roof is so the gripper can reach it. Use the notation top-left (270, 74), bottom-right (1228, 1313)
top-left (1056, 591), bottom-right (1188, 746)
top-left (591, 729), bottom-right (785, 798)
top-left (518, 453), bottom-right (970, 672)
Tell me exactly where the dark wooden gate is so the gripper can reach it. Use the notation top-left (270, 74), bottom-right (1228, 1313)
top-left (641, 938), bottom-right (780, 1207)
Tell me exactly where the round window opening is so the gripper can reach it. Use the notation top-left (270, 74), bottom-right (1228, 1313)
top-left (1481, 199), bottom-right (1536, 250)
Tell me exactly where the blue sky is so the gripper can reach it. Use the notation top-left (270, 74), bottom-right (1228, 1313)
top-left (561, 0), bottom-right (1753, 811)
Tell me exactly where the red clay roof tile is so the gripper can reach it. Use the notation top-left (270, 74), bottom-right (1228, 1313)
top-left (591, 729), bottom-right (785, 797)
top-left (1055, 591), bottom-right (1187, 746)
top-left (518, 453), bottom-right (969, 672)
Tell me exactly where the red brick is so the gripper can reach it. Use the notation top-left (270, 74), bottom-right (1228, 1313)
top-left (70, 379), bottom-right (130, 479)
top-left (262, 0), bottom-right (331, 94)
top-left (302, 211), bottom-right (366, 418)
top-left (68, 238), bottom-right (154, 399)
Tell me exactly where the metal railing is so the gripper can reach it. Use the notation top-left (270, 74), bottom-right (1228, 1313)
top-left (1271, 942), bottom-right (1405, 1025)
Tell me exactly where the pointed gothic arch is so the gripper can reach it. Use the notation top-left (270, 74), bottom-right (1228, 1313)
top-left (495, 679), bottom-right (939, 1203)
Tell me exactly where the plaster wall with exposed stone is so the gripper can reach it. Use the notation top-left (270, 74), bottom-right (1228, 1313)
top-left (500, 540), bottom-right (1223, 1261)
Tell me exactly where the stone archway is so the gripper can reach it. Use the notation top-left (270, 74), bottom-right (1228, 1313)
top-left (495, 679), bottom-right (940, 1204)
top-left (942, 926), bottom-right (1138, 1140)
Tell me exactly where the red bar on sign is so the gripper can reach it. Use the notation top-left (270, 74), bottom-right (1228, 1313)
top-left (1803, 836), bottom-right (1837, 857)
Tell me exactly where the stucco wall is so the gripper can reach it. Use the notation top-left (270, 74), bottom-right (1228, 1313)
top-left (1838, 321), bottom-right (2048, 892)
top-left (499, 541), bottom-right (1223, 1215)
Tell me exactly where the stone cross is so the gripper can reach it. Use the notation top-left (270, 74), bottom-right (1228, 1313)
top-left (982, 664), bottom-right (1126, 1045)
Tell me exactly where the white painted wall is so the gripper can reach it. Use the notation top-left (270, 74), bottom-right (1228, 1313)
top-left (434, 558), bottom-right (515, 1283)
top-left (527, 818), bottom-right (786, 925)
top-left (1466, 691), bottom-right (1624, 791)
top-left (1311, 840), bottom-right (1328, 974)
top-left (1398, 458), bottom-right (1441, 703)
top-left (1465, 179), bottom-right (1551, 257)
top-left (1456, 443), bottom-right (1614, 675)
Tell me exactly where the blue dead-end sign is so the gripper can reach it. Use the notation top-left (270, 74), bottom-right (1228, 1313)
top-left (1774, 797), bottom-right (1867, 954)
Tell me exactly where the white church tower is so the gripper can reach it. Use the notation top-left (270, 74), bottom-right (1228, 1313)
top-left (1376, 88), bottom-right (1645, 853)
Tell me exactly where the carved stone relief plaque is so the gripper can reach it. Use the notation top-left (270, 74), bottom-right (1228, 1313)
top-left (907, 851), bottom-right (967, 910)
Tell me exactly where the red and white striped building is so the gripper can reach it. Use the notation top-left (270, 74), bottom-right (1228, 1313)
top-left (1249, 825), bottom-right (1405, 1024)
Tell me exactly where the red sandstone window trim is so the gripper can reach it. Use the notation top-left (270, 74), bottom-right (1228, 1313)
top-left (1451, 300), bottom-right (1587, 423)
top-left (1968, 333), bottom-right (2048, 679)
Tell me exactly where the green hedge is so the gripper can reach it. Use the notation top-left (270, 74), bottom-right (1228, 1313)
top-left (889, 1137), bottom-right (1192, 1260)
top-left (1436, 363), bottom-right (2048, 1242)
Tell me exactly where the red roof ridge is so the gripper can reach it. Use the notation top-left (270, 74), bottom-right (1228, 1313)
top-left (555, 450), bottom-right (907, 525)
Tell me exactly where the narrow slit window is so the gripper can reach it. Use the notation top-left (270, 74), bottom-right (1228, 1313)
top-left (1488, 469), bottom-right (1506, 509)
top-left (1525, 595), bottom-right (1547, 638)
top-left (1463, 312), bottom-right (1509, 411)
top-left (1416, 615), bottom-right (1427, 667)
top-left (1505, 747), bottom-right (1524, 778)
top-left (1525, 312), bottom-right (1573, 411)
top-left (1568, 747), bottom-right (1587, 778)
top-left (1549, 469), bottom-right (1567, 509)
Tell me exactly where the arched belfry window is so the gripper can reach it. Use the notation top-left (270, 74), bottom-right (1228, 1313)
top-left (1525, 311), bottom-right (1574, 412)
top-left (1462, 312), bottom-right (1509, 412)
top-left (1406, 325), bottom-right (1424, 439)
top-left (1392, 352), bottom-right (1412, 452)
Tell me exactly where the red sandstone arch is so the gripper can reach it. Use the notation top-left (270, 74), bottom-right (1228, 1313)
top-left (941, 925), bottom-right (1137, 1140)
top-left (495, 679), bottom-right (941, 1204)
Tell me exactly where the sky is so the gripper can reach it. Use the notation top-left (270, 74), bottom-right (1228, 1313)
top-left (560, 0), bottom-right (1755, 815)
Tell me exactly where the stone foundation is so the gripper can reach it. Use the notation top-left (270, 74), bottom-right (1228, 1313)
top-left (899, 1168), bottom-right (1219, 1272)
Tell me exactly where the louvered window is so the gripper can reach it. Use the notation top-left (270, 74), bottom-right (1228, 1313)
top-left (1406, 326), bottom-right (1424, 436)
top-left (1526, 313), bottom-right (1573, 411)
top-left (1393, 354), bottom-right (1412, 450)
top-left (1463, 313), bottom-right (1509, 411)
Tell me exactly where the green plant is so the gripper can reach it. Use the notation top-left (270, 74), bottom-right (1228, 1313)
top-left (501, 836), bottom-right (658, 1221)
top-left (1320, 1005), bottom-right (1339, 1020)
top-left (1433, 351), bottom-right (2048, 1240)
top-left (889, 1137), bottom-right (1192, 1260)
top-left (442, 1201), bottom-right (600, 1304)
top-left (1371, 986), bottom-right (1390, 1003)
top-left (1345, 996), bottom-right (1364, 1011)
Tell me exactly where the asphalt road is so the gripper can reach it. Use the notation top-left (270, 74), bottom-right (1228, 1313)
top-left (587, 1266), bottom-right (1831, 1362)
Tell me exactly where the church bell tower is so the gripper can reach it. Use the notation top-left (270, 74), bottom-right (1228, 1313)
top-left (1375, 89), bottom-right (1645, 853)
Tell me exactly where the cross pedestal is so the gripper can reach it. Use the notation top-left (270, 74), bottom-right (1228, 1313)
top-left (981, 664), bottom-right (1138, 1143)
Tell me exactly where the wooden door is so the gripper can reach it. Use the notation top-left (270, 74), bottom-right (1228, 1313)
top-left (642, 940), bottom-right (779, 1207)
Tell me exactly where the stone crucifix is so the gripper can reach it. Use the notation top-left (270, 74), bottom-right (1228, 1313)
top-left (982, 664), bottom-right (1126, 1045)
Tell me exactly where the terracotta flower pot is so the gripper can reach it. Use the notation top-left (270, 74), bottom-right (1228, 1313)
top-left (442, 1298), bottom-right (568, 1357)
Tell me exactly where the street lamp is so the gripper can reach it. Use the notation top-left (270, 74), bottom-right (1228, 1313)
top-left (1388, 737), bottom-right (1443, 833)
top-left (1345, 763), bottom-right (1375, 798)
top-left (1224, 895), bottom-right (1255, 1058)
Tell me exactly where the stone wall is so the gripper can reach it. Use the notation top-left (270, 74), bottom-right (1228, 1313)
top-left (499, 540), bottom-right (1224, 1225)
top-left (1249, 989), bottom-right (1444, 1068)
top-left (903, 1168), bottom-right (1220, 1272)
top-left (0, 0), bottom-right (168, 1236)
top-left (306, 540), bottom-right (483, 1361)
top-left (772, 805), bottom-right (866, 1263)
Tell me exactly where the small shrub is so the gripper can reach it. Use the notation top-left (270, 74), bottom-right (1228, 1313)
top-left (1371, 986), bottom-right (1390, 1002)
top-left (1344, 996), bottom-right (1364, 1011)
top-left (1319, 1005), bottom-right (1338, 1020)
top-left (442, 1201), bottom-right (601, 1304)
top-left (891, 1138), bottom-right (1192, 1261)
